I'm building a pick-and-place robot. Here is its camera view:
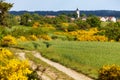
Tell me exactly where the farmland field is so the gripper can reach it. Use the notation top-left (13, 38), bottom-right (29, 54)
top-left (40, 40), bottom-right (120, 78)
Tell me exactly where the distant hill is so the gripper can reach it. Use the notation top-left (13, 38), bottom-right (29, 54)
top-left (10, 10), bottom-right (120, 18)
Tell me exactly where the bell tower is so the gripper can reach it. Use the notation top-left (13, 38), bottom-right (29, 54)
top-left (76, 8), bottom-right (80, 18)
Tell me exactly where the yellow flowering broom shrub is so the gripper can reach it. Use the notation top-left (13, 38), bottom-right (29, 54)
top-left (28, 35), bottom-right (38, 41)
top-left (54, 28), bottom-right (108, 41)
top-left (40, 35), bottom-right (52, 40)
top-left (98, 64), bottom-right (120, 80)
top-left (19, 36), bottom-right (28, 42)
top-left (0, 48), bottom-right (13, 64)
top-left (32, 22), bottom-right (40, 28)
top-left (0, 48), bottom-right (32, 80)
top-left (60, 23), bottom-right (69, 31)
top-left (41, 24), bottom-right (56, 32)
top-left (1, 35), bottom-right (17, 47)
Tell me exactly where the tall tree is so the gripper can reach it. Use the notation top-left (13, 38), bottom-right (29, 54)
top-left (86, 15), bottom-right (101, 27)
top-left (0, 0), bottom-right (13, 27)
top-left (20, 12), bottom-right (32, 26)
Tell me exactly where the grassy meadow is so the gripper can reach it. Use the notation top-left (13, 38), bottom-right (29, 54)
top-left (16, 39), bottom-right (120, 78)
top-left (37, 40), bottom-right (120, 78)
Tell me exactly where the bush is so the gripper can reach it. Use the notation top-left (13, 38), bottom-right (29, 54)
top-left (103, 22), bottom-right (120, 41)
top-left (18, 36), bottom-right (28, 42)
top-left (75, 19), bottom-right (90, 30)
top-left (0, 48), bottom-right (32, 80)
top-left (59, 23), bottom-right (69, 31)
top-left (98, 64), bottom-right (120, 80)
top-left (40, 35), bottom-right (52, 41)
top-left (86, 16), bottom-right (101, 27)
top-left (32, 22), bottom-right (40, 28)
top-left (28, 27), bottom-right (46, 36)
top-left (0, 27), bottom-right (10, 40)
top-left (10, 27), bottom-right (28, 37)
top-left (1, 35), bottom-right (17, 47)
top-left (67, 23), bottom-right (78, 31)
top-left (28, 35), bottom-right (38, 41)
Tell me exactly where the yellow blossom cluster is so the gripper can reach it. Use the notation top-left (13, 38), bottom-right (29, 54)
top-left (40, 35), bottom-right (52, 41)
top-left (29, 35), bottom-right (38, 41)
top-left (61, 23), bottom-right (69, 27)
top-left (0, 48), bottom-right (13, 64)
top-left (32, 22), bottom-right (40, 28)
top-left (54, 28), bottom-right (108, 41)
top-left (41, 24), bottom-right (56, 31)
top-left (18, 36), bottom-right (28, 42)
top-left (18, 34), bottom-right (52, 41)
top-left (98, 64), bottom-right (120, 80)
top-left (60, 23), bottom-right (69, 31)
top-left (1, 35), bottom-right (17, 46)
top-left (0, 48), bottom-right (32, 80)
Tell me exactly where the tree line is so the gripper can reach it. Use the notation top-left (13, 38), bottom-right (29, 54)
top-left (10, 10), bottom-right (120, 18)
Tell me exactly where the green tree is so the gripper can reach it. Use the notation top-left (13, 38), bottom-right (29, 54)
top-left (58, 14), bottom-right (69, 22)
top-left (75, 19), bottom-right (90, 30)
top-left (81, 13), bottom-right (86, 18)
top-left (103, 22), bottom-right (120, 41)
top-left (86, 15), bottom-right (101, 27)
top-left (20, 12), bottom-right (32, 26)
top-left (0, 0), bottom-right (13, 27)
top-left (7, 14), bottom-right (19, 26)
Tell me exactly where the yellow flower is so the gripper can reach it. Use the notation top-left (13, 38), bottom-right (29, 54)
top-left (1, 35), bottom-right (17, 46)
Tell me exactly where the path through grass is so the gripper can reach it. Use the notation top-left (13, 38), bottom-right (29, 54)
top-left (41, 40), bottom-right (120, 78)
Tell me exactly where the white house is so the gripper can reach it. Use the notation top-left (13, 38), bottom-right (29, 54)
top-left (109, 17), bottom-right (116, 22)
top-left (100, 17), bottom-right (107, 22)
top-left (100, 17), bottom-right (117, 22)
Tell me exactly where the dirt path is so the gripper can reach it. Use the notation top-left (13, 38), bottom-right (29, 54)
top-left (34, 52), bottom-right (93, 80)
top-left (16, 52), bottom-right (26, 60)
top-left (16, 52), bottom-right (52, 80)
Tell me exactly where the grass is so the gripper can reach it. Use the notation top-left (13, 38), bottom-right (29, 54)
top-left (40, 40), bottom-right (120, 79)
top-left (16, 40), bottom-right (120, 79)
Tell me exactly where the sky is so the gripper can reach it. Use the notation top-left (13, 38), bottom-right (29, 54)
top-left (6, 0), bottom-right (120, 11)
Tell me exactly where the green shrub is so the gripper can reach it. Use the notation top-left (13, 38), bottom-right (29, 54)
top-left (75, 19), bottom-right (90, 30)
top-left (27, 27), bottom-right (46, 36)
top-left (0, 27), bottom-right (10, 40)
top-left (98, 64), bottom-right (120, 80)
top-left (67, 23), bottom-right (78, 31)
top-left (102, 22), bottom-right (120, 41)
top-left (10, 27), bottom-right (29, 37)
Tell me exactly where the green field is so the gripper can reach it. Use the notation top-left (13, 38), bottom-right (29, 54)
top-left (39, 40), bottom-right (120, 78)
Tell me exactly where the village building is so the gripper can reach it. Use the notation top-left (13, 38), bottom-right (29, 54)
top-left (100, 17), bottom-right (107, 22)
top-left (45, 15), bottom-right (56, 18)
top-left (108, 17), bottom-right (116, 22)
top-left (100, 16), bottom-right (117, 22)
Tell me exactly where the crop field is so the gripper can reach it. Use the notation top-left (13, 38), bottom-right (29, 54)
top-left (40, 40), bottom-right (120, 78)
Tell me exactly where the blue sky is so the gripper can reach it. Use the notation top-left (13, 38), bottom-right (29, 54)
top-left (6, 0), bottom-right (120, 11)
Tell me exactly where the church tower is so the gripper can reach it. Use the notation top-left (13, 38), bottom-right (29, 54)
top-left (76, 8), bottom-right (80, 18)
